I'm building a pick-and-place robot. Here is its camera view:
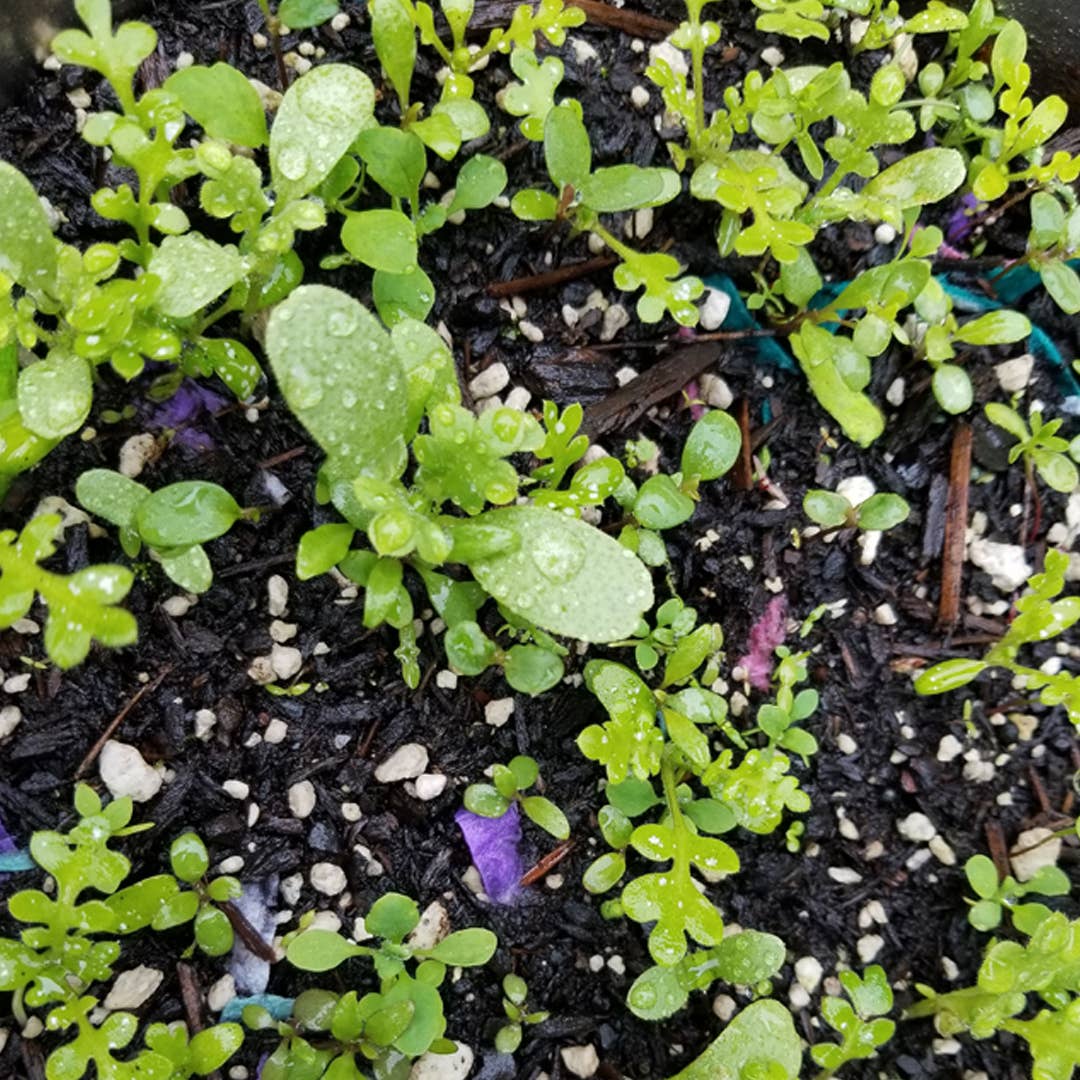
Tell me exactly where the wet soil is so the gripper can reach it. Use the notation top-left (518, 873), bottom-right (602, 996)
top-left (1, 2), bottom-right (1079, 1079)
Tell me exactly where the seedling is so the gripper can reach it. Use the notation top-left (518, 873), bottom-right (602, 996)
top-left (984, 402), bottom-right (1080, 495)
top-left (916, 549), bottom-right (1080, 724)
top-left (803, 488), bottom-right (910, 533)
top-left (0, 514), bottom-right (137, 668)
top-left (512, 103), bottom-right (704, 324)
top-left (76, 470), bottom-right (253, 594)
top-left (962, 852), bottom-right (1070, 933)
top-left (464, 755), bottom-right (570, 840)
top-left (495, 974), bottom-right (549, 1053)
top-left (811, 965), bottom-right (896, 1076)
top-left (153, 833), bottom-right (243, 957)
top-left (0, 785), bottom-right (243, 1078)
top-left (277, 891), bottom-right (497, 1069)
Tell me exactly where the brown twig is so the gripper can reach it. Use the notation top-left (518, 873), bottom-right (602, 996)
top-left (731, 398), bottom-right (754, 492)
top-left (487, 255), bottom-right (618, 298)
top-left (74, 664), bottom-right (175, 780)
top-left (569, 0), bottom-right (676, 38)
top-left (519, 839), bottom-right (576, 887)
top-left (984, 820), bottom-right (1010, 882)
top-left (938, 423), bottom-right (971, 629)
top-left (220, 900), bottom-right (278, 963)
top-left (257, 445), bottom-right (307, 469)
top-left (177, 962), bottom-right (225, 1080)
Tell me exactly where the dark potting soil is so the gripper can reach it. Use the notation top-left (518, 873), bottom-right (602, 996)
top-left (1, 2), bottom-right (1079, 1078)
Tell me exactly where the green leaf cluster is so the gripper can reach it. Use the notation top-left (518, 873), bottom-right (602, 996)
top-left (76, 470), bottom-right (248, 594)
top-left (0, 784), bottom-right (242, 1079)
top-left (915, 549), bottom-right (1080, 725)
top-left (495, 973), bottom-right (549, 1054)
top-left (464, 754), bottom-right (570, 839)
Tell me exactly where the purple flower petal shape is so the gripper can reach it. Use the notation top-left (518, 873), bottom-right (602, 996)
top-left (736, 595), bottom-right (787, 691)
top-left (455, 803), bottom-right (523, 904)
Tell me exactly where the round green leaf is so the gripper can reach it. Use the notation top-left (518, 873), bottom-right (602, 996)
top-left (507, 755), bottom-right (539, 790)
top-left (445, 620), bottom-right (496, 675)
top-left (450, 155), bottom-right (508, 212)
top-left (463, 783), bottom-right (511, 818)
top-left (510, 189), bottom-right (559, 221)
top-left (18, 354), bottom-right (92, 439)
top-left (134, 481), bottom-right (242, 548)
top-left (373, 266), bottom-right (436, 326)
top-left (932, 363), bottom-right (973, 414)
top-left (803, 489), bottom-right (850, 529)
top-left (355, 127), bottom-right (427, 200)
top-left (194, 904), bottom-right (234, 956)
top-left (148, 234), bottom-right (244, 318)
top-left (297, 523), bottom-right (355, 580)
top-left (856, 493), bottom-right (910, 531)
top-left (165, 63), bottom-right (268, 147)
top-left (583, 852), bottom-right (625, 894)
top-left (1041, 261), bottom-right (1080, 314)
top-left (366, 892), bottom-right (420, 941)
top-left (279, 0), bottom-right (340, 27)
top-left (170, 831), bottom-right (210, 882)
top-left (681, 410), bottom-right (741, 482)
top-left (341, 209), bottom-right (418, 274)
top-left (75, 469), bottom-right (149, 529)
top-left (429, 928), bottom-right (497, 966)
top-left (189, 1023), bottom-right (244, 1073)
top-left (633, 474), bottom-right (695, 530)
top-left (504, 644), bottom-right (564, 695)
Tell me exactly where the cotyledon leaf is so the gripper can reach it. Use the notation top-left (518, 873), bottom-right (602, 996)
top-left (148, 234), bottom-right (244, 319)
top-left (265, 285), bottom-right (407, 480)
top-left (466, 506), bottom-right (653, 642)
top-left (0, 160), bottom-right (57, 294)
top-left (666, 999), bottom-right (802, 1080)
top-left (270, 64), bottom-right (375, 203)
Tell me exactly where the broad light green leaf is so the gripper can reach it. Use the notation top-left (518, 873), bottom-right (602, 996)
top-left (681, 410), bottom-right (741, 481)
top-left (265, 285), bottom-right (408, 479)
top-left (17, 354), bottom-right (93, 438)
top-left (355, 127), bottom-right (426, 200)
top-left (286, 929), bottom-right (366, 972)
top-left (279, 0), bottom-right (339, 27)
top-left (341, 209), bottom-right (418, 274)
top-left (578, 166), bottom-right (681, 213)
top-left (76, 469), bottom-right (150, 529)
top-left (371, 0), bottom-right (417, 109)
top-left (953, 310), bottom-right (1031, 345)
top-left (667, 1000), bottom-right (802, 1080)
top-left (164, 63), bottom-right (268, 147)
top-left (1041, 261), bottom-right (1080, 314)
top-left (863, 148), bottom-right (966, 209)
top-left (932, 363), bottom-right (973, 414)
top-left (135, 481), bottom-right (242, 548)
top-left (149, 234), bottom-right (244, 318)
top-left (270, 64), bottom-right (375, 202)
top-left (914, 657), bottom-right (988, 694)
top-left (159, 545), bottom-right (213, 594)
top-left (467, 506), bottom-right (653, 642)
top-left (544, 103), bottom-right (591, 191)
top-left (450, 155), bottom-right (508, 213)
top-left (0, 161), bottom-right (57, 293)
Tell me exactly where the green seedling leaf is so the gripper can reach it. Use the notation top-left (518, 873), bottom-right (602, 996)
top-left (165, 63), bottom-right (267, 147)
top-left (681, 410), bottom-right (741, 482)
top-left (1041, 261), bottom-right (1080, 314)
top-left (501, 49), bottom-right (565, 140)
top-left (578, 166), bottom-right (681, 213)
top-left (463, 783), bottom-right (511, 817)
top-left (0, 160), bottom-right (57, 294)
top-left (429, 929), bottom-right (497, 966)
top-left (583, 852), bottom-right (626, 894)
top-left (270, 64), bottom-right (375, 202)
top-left (134, 481), bottom-right (242, 548)
top-left (634, 475), bottom-right (695, 530)
top-left (371, 0), bottom-right (417, 109)
top-left (914, 657), bottom-right (988, 694)
top-left (279, 0), bottom-right (340, 27)
top-left (194, 904), bottom-right (234, 955)
top-left (355, 127), bottom-right (426, 201)
top-left (445, 620), bottom-right (496, 675)
top-left (521, 796), bottom-right (570, 839)
top-left (466, 506), bottom-right (653, 642)
top-left (149, 235), bottom-right (244, 318)
top-left (265, 285), bottom-right (408, 482)
top-left (504, 644), bottom-right (564, 695)
top-left (863, 149), bottom-right (966, 210)
top-left (803, 489), bottom-right (851, 529)
top-left (449, 155), bottom-right (508, 213)
top-left (667, 999), bottom-right (802, 1079)
top-left (287, 930), bottom-right (366, 972)
top-left (18, 354), bottom-right (93, 439)
top-left (170, 832), bottom-right (210, 883)
top-left (953, 310), bottom-right (1031, 346)
top-left (374, 266), bottom-right (437, 326)
top-left (366, 892), bottom-right (419, 941)
top-left (341, 209), bottom-right (418, 275)
top-left (544, 102), bottom-right (591, 190)
top-left (297, 523), bottom-right (355, 580)
top-left (856, 493), bottom-right (909, 531)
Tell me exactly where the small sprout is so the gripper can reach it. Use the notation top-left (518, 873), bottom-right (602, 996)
top-left (803, 488), bottom-right (910, 533)
top-left (495, 973), bottom-right (549, 1053)
top-left (984, 402), bottom-right (1079, 495)
top-left (963, 852), bottom-right (1070, 934)
top-left (464, 755), bottom-right (569, 840)
top-left (811, 965), bottom-right (896, 1075)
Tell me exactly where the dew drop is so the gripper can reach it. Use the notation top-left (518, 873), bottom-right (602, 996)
top-left (530, 531), bottom-right (585, 582)
top-left (327, 308), bottom-right (358, 337)
top-left (278, 147), bottom-right (309, 182)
